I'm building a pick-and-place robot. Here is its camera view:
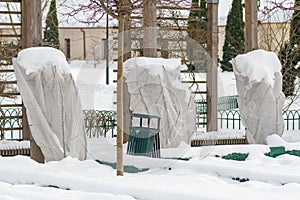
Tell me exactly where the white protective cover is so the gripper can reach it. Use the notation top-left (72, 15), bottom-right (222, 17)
top-left (233, 50), bottom-right (285, 144)
top-left (13, 47), bottom-right (87, 161)
top-left (124, 57), bottom-right (196, 148)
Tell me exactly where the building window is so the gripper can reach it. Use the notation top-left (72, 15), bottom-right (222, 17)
top-left (65, 38), bottom-right (71, 60)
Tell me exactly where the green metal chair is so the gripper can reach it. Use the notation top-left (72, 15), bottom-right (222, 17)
top-left (127, 113), bottom-right (161, 158)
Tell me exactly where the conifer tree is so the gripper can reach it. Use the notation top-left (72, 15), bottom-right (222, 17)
top-left (220, 0), bottom-right (244, 71)
top-left (279, 0), bottom-right (300, 96)
top-left (290, 0), bottom-right (300, 46)
top-left (44, 0), bottom-right (59, 49)
top-left (187, 0), bottom-right (207, 71)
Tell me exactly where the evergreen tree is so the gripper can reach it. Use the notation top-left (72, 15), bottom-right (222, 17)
top-left (279, 43), bottom-right (296, 97)
top-left (279, 0), bottom-right (300, 96)
top-left (44, 0), bottom-right (59, 49)
top-left (187, 0), bottom-right (207, 71)
top-left (220, 0), bottom-right (244, 71)
top-left (290, 0), bottom-right (300, 46)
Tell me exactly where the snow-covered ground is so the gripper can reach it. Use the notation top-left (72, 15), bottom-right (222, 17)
top-left (1, 134), bottom-right (300, 200)
top-left (1, 60), bottom-right (300, 199)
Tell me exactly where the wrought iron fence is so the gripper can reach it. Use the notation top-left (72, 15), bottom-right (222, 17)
top-left (87, 109), bottom-right (300, 132)
top-left (195, 95), bottom-right (239, 112)
top-left (218, 95), bottom-right (239, 110)
top-left (0, 108), bottom-right (117, 140)
top-left (83, 110), bottom-right (117, 138)
top-left (283, 110), bottom-right (300, 130)
top-left (0, 107), bottom-right (22, 140)
top-left (218, 109), bottom-right (242, 130)
top-left (204, 109), bottom-right (300, 130)
top-left (1, 107), bottom-right (300, 140)
top-left (195, 95), bottom-right (239, 129)
top-left (195, 94), bottom-right (300, 130)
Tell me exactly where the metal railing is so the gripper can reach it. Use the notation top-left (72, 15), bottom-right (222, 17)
top-left (0, 107), bottom-right (22, 140)
top-left (0, 108), bottom-right (117, 140)
top-left (218, 109), bottom-right (242, 130)
top-left (1, 107), bottom-right (300, 140)
top-left (283, 110), bottom-right (300, 130)
top-left (83, 110), bottom-right (117, 138)
top-left (217, 95), bottom-right (239, 110)
top-left (196, 95), bottom-right (239, 128)
top-left (195, 94), bottom-right (300, 130)
top-left (207, 109), bottom-right (300, 131)
top-left (195, 95), bottom-right (239, 112)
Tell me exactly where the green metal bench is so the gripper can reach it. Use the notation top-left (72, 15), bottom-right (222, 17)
top-left (127, 113), bottom-right (161, 158)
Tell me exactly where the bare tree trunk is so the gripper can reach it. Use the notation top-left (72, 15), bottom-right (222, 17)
top-left (22, 0), bottom-right (44, 163)
top-left (117, 14), bottom-right (125, 176)
top-left (120, 0), bottom-right (132, 145)
top-left (143, 0), bottom-right (158, 57)
top-left (245, 0), bottom-right (258, 52)
top-left (206, 1), bottom-right (218, 132)
top-left (122, 1), bottom-right (132, 144)
top-left (124, 12), bottom-right (132, 61)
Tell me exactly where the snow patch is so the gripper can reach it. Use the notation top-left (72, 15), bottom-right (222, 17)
top-left (0, 140), bottom-right (29, 150)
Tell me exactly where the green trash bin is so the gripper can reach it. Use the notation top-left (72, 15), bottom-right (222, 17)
top-left (127, 113), bottom-right (161, 158)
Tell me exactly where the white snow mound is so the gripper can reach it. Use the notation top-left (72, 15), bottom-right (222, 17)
top-left (233, 49), bottom-right (282, 87)
top-left (16, 47), bottom-right (71, 75)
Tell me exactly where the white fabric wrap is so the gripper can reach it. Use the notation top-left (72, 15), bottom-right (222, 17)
top-left (13, 47), bottom-right (87, 161)
top-left (123, 57), bottom-right (196, 148)
top-left (233, 50), bottom-right (285, 144)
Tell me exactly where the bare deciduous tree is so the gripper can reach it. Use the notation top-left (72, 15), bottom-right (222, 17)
top-left (60, 0), bottom-right (191, 58)
top-left (260, 0), bottom-right (300, 109)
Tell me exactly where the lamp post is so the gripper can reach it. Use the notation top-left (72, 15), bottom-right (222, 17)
top-left (106, 0), bottom-right (109, 85)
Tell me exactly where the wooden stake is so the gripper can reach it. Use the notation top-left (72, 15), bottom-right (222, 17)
top-left (117, 13), bottom-right (125, 176)
top-left (21, 0), bottom-right (44, 163)
top-left (245, 0), bottom-right (258, 52)
top-left (122, 9), bottom-right (132, 144)
top-left (206, 0), bottom-right (218, 132)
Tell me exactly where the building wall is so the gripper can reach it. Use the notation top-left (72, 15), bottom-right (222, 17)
top-left (58, 27), bottom-right (118, 61)
top-left (258, 22), bottom-right (290, 53)
top-left (0, 23), bottom-right (286, 61)
top-left (218, 22), bottom-right (290, 59)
